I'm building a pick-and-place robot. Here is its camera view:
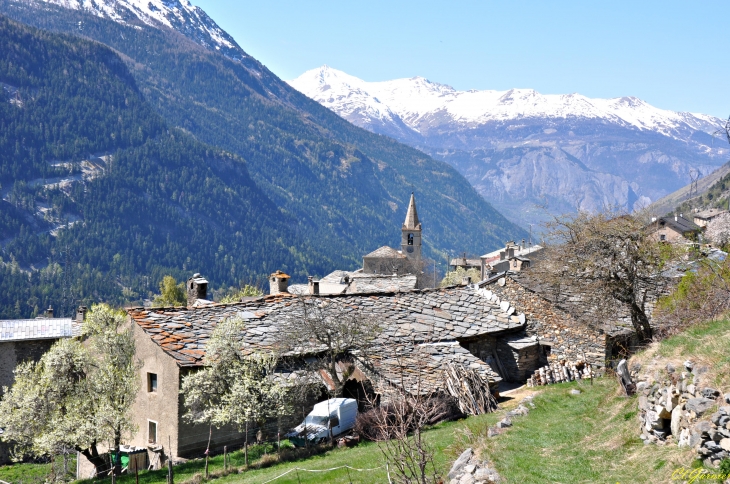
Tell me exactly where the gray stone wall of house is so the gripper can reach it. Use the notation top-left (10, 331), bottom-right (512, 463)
top-left (495, 337), bottom-right (546, 382)
top-left (488, 279), bottom-right (609, 372)
top-left (0, 340), bottom-right (55, 465)
top-left (362, 257), bottom-right (410, 276)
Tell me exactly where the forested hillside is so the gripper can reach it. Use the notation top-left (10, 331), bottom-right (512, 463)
top-left (0, 0), bottom-right (526, 264)
top-left (0, 16), bottom-right (323, 318)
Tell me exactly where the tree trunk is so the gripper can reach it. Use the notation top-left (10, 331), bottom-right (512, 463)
top-left (79, 445), bottom-right (107, 477)
top-left (630, 301), bottom-right (652, 342)
top-left (244, 421), bottom-right (249, 467)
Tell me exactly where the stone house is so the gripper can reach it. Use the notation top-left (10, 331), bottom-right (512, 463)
top-left (479, 241), bottom-right (543, 280)
top-left (121, 275), bottom-right (547, 465)
top-left (0, 309), bottom-right (83, 464)
top-left (693, 208), bottom-right (728, 228)
top-left (647, 215), bottom-right (701, 243)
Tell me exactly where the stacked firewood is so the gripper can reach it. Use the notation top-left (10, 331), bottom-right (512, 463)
top-left (443, 363), bottom-right (498, 415)
top-left (528, 359), bottom-right (593, 387)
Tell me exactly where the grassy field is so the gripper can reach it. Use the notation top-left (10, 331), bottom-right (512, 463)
top-left (64, 410), bottom-right (501, 484)
top-left (0, 455), bottom-right (76, 484)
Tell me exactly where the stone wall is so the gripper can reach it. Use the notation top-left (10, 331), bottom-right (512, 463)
top-left (487, 278), bottom-right (609, 372)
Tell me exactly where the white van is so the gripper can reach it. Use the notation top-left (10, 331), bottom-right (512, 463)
top-left (286, 398), bottom-right (358, 446)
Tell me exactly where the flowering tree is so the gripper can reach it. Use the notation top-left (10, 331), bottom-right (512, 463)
top-left (180, 317), bottom-right (288, 466)
top-left (0, 304), bottom-right (139, 476)
top-left (704, 212), bottom-right (730, 247)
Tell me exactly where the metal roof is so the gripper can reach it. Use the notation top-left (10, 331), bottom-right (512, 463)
top-left (0, 318), bottom-right (80, 342)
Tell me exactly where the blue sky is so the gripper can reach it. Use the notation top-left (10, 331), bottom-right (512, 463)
top-left (192, 0), bottom-right (728, 118)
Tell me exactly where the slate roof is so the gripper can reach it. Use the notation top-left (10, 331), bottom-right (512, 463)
top-left (0, 318), bottom-right (80, 342)
top-left (654, 216), bottom-right (701, 234)
top-left (348, 274), bottom-right (417, 293)
top-left (694, 209), bottom-right (727, 221)
top-left (362, 246), bottom-right (406, 259)
top-left (290, 272), bottom-right (418, 295)
top-left (358, 340), bottom-right (501, 396)
top-left (128, 286), bottom-right (526, 368)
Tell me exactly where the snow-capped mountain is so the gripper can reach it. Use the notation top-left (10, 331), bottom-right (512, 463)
top-left (289, 66), bottom-right (728, 226)
top-left (289, 66), bottom-right (720, 140)
top-left (39, 0), bottom-right (246, 60)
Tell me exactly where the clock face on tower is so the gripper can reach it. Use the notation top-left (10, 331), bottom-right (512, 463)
top-left (407, 247), bottom-right (414, 253)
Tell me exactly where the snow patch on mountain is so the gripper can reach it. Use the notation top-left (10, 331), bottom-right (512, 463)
top-left (289, 66), bottom-right (723, 140)
top-left (40, 0), bottom-right (237, 53)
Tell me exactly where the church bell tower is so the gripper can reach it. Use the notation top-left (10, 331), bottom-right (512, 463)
top-left (401, 192), bottom-right (422, 261)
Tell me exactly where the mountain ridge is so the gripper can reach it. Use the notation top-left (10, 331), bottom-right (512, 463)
top-left (288, 66), bottom-right (728, 227)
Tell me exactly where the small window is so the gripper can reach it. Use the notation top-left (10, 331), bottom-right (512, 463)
top-left (148, 420), bottom-right (158, 444)
top-left (147, 373), bottom-right (158, 393)
top-left (329, 416), bottom-right (340, 428)
top-left (660, 234), bottom-right (666, 241)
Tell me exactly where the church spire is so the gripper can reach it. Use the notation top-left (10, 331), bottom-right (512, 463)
top-left (403, 192), bottom-right (420, 229)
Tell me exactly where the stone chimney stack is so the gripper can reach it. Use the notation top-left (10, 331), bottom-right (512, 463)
top-left (499, 251), bottom-right (506, 261)
top-left (308, 276), bottom-right (320, 295)
top-left (462, 276), bottom-right (472, 285)
top-left (46, 306), bottom-right (53, 318)
top-left (269, 271), bottom-right (290, 295)
top-left (507, 247), bottom-right (515, 259)
top-left (187, 273), bottom-right (208, 307)
top-left (76, 306), bottom-right (88, 323)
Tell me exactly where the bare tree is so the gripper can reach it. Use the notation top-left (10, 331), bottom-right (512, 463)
top-left (525, 210), bottom-right (675, 343)
top-left (357, 346), bottom-right (445, 484)
top-left (276, 297), bottom-right (381, 398)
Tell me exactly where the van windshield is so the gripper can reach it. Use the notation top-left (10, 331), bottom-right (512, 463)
top-left (303, 415), bottom-right (329, 426)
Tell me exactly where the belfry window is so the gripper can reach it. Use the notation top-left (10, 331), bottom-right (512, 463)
top-left (408, 234), bottom-right (414, 245)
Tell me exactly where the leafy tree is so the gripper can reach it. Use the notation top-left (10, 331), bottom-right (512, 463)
top-left (153, 275), bottom-right (186, 307)
top-left (180, 317), bottom-right (287, 467)
top-left (440, 266), bottom-right (481, 287)
top-left (218, 284), bottom-right (264, 303)
top-left (0, 304), bottom-right (139, 475)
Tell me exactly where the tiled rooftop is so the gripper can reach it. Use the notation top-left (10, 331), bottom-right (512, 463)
top-left (0, 318), bottom-right (80, 342)
top-left (128, 286), bottom-right (526, 368)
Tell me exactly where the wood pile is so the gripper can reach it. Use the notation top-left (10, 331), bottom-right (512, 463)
top-left (527, 359), bottom-right (593, 386)
top-left (443, 362), bottom-right (498, 415)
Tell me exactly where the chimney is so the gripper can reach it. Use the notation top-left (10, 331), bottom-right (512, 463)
top-left (675, 215), bottom-right (678, 222)
top-left (521, 239), bottom-right (525, 250)
top-left (507, 247), bottom-right (515, 259)
top-left (308, 276), bottom-right (320, 295)
top-left (462, 276), bottom-right (472, 286)
top-left (499, 250), bottom-right (506, 261)
top-left (187, 273), bottom-right (208, 306)
top-left (269, 270), bottom-right (290, 295)
top-left (46, 306), bottom-right (53, 318)
top-left (76, 306), bottom-right (87, 323)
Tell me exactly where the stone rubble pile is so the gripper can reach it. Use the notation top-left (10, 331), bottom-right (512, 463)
top-left (527, 359), bottom-right (594, 387)
top-left (447, 396), bottom-right (536, 484)
top-left (636, 360), bottom-right (730, 467)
